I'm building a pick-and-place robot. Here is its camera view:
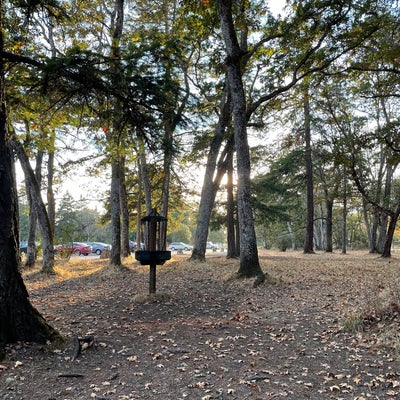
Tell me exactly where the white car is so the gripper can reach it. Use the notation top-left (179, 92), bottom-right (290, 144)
top-left (168, 242), bottom-right (193, 251)
top-left (206, 242), bottom-right (218, 251)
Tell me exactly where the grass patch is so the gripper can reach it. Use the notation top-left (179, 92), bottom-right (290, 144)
top-left (341, 314), bottom-right (365, 333)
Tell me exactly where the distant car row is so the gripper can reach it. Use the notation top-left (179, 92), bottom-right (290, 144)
top-left (54, 242), bottom-right (111, 256)
top-left (20, 240), bottom-right (221, 255)
top-left (168, 241), bottom-right (220, 251)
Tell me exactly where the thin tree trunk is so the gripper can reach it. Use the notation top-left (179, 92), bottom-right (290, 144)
top-left (120, 156), bottom-right (130, 257)
top-left (11, 140), bottom-right (54, 273)
top-left (370, 208), bottom-right (380, 253)
top-left (138, 136), bottom-right (152, 215)
top-left (47, 149), bottom-right (56, 237)
top-left (325, 199), bottom-right (333, 252)
top-left (303, 87), bottom-right (315, 254)
top-left (342, 173), bottom-right (347, 254)
top-left (159, 51), bottom-right (191, 247)
top-left (287, 222), bottom-right (297, 251)
top-left (226, 144), bottom-right (238, 258)
top-left (110, 157), bottom-right (122, 266)
top-left (160, 124), bottom-right (173, 249)
top-left (24, 182), bottom-right (37, 267)
top-left (136, 161), bottom-right (143, 250)
top-left (362, 196), bottom-right (374, 252)
top-left (24, 149), bottom-right (43, 268)
top-left (191, 79), bottom-right (231, 261)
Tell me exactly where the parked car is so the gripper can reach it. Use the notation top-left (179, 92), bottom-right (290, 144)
top-left (129, 241), bottom-right (145, 251)
top-left (86, 242), bottom-right (111, 255)
top-left (54, 242), bottom-right (92, 256)
top-left (168, 242), bottom-right (193, 251)
top-left (20, 241), bottom-right (40, 254)
top-left (206, 242), bottom-right (218, 251)
top-left (19, 241), bottom-right (28, 254)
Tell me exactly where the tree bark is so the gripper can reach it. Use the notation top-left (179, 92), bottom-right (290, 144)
top-left (160, 52), bottom-right (191, 248)
top-left (362, 196), bottom-right (374, 252)
top-left (191, 78), bottom-right (231, 261)
top-left (0, 10), bottom-right (60, 350)
top-left (108, 0), bottom-right (124, 268)
top-left (25, 181), bottom-right (38, 267)
top-left (47, 149), bottom-right (56, 237)
top-left (11, 140), bottom-right (55, 273)
top-left (287, 222), bottom-right (297, 250)
top-left (226, 143), bottom-right (238, 258)
top-left (120, 156), bottom-right (130, 257)
top-left (381, 204), bottom-right (400, 258)
top-left (160, 122), bottom-right (173, 250)
top-left (342, 173), bottom-right (347, 254)
top-left (217, 0), bottom-right (265, 283)
top-left (325, 199), bottom-right (333, 252)
top-left (138, 136), bottom-right (152, 215)
top-left (110, 157), bottom-right (122, 266)
top-left (136, 161), bottom-right (143, 249)
top-left (303, 87), bottom-right (315, 254)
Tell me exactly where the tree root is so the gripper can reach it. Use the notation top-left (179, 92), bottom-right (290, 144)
top-left (71, 335), bottom-right (95, 361)
top-left (253, 273), bottom-right (266, 288)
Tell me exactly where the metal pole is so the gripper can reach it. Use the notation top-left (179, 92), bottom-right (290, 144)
top-left (149, 263), bottom-right (156, 294)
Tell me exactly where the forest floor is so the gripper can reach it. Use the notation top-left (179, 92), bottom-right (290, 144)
top-left (1, 249), bottom-right (400, 400)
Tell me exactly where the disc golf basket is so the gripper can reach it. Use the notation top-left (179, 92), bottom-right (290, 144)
top-left (135, 209), bottom-right (171, 294)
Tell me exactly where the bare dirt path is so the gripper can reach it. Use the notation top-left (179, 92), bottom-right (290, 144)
top-left (1, 250), bottom-right (400, 399)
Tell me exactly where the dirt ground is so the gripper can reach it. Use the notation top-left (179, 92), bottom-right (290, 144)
top-left (1, 250), bottom-right (400, 400)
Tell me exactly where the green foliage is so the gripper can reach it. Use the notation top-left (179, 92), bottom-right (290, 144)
top-left (18, 200), bottom-right (30, 241)
top-left (5, 0), bottom-right (400, 260)
top-left (54, 193), bottom-right (109, 244)
top-left (167, 204), bottom-right (197, 244)
top-left (252, 148), bottom-right (305, 225)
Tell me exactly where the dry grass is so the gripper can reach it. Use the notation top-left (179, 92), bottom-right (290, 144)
top-left (22, 249), bottom-right (400, 353)
top-left (6, 249), bottom-right (400, 400)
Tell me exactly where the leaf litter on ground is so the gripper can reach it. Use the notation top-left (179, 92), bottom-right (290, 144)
top-left (1, 250), bottom-right (400, 399)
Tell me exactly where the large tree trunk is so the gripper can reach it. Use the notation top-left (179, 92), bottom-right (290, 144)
top-left (0, 15), bottom-right (60, 353)
top-left (378, 163), bottom-right (392, 252)
top-left (217, 0), bottom-right (265, 283)
top-left (381, 183), bottom-right (400, 259)
top-left (303, 88), bottom-right (315, 254)
top-left (108, 0), bottom-right (124, 267)
top-left (382, 211), bottom-right (399, 258)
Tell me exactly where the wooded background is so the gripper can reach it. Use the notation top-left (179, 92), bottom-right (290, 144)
top-left (3, 0), bottom-right (400, 271)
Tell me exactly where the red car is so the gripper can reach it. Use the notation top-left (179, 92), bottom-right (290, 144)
top-left (54, 242), bottom-right (92, 256)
